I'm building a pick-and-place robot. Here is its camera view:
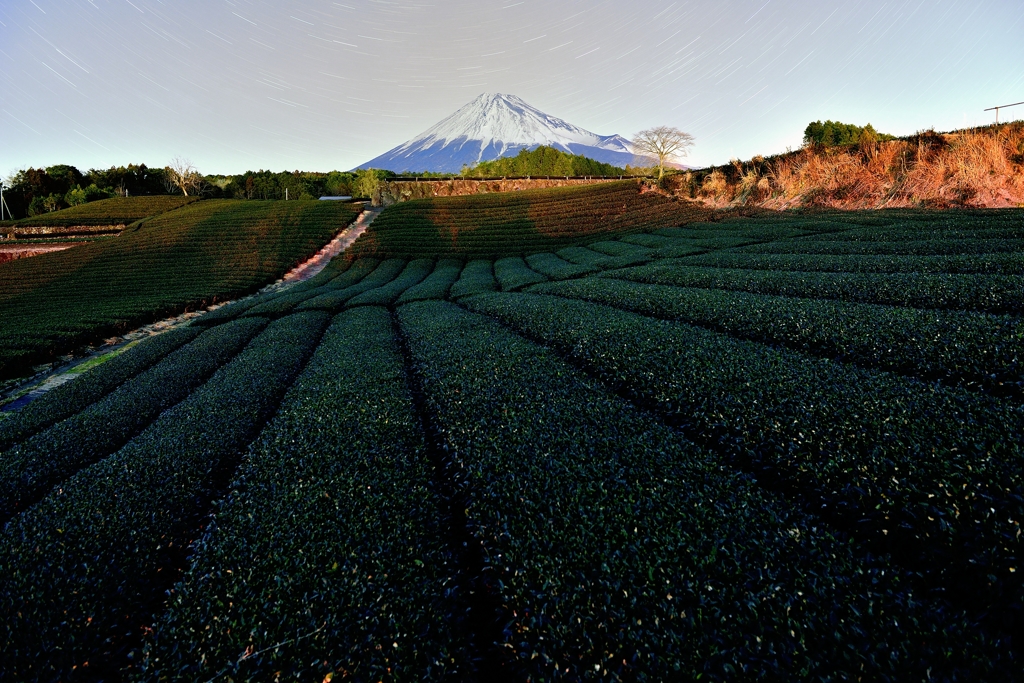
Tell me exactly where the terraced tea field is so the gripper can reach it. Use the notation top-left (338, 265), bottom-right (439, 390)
top-left (0, 200), bottom-right (363, 379)
top-left (346, 180), bottom-right (712, 258)
top-left (0, 184), bottom-right (1022, 681)
top-left (1, 196), bottom-right (200, 232)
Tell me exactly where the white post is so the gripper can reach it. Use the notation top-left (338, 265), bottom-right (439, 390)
top-left (285, 188), bottom-right (289, 201)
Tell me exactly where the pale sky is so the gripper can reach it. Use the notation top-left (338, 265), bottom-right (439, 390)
top-left (1, 0), bottom-right (1022, 175)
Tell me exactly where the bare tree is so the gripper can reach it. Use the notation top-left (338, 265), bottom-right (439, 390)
top-left (631, 126), bottom-right (695, 179)
top-left (165, 157), bottom-right (204, 196)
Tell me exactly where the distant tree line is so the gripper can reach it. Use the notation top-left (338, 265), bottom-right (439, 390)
top-left (803, 121), bottom-right (896, 148)
top-left (213, 168), bottom-right (394, 202)
top-left (1, 164), bottom-right (400, 220)
top-left (2, 164), bottom-right (169, 219)
top-left (1, 148), bottom-right (632, 220)
top-left (461, 146), bottom-right (627, 178)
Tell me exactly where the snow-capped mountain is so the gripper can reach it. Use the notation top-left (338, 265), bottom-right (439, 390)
top-left (357, 93), bottom-right (636, 173)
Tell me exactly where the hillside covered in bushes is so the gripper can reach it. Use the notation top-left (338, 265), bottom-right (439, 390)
top-left (672, 122), bottom-right (1024, 209)
top-left (461, 145), bottom-right (628, 177)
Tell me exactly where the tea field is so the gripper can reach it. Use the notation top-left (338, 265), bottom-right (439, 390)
top-left (0, 187), bottom-right (1022, 681)
top-left (0, 200), bottom-right (363, 379)
top-left (345, 180), bottom-right (712, 258)
top-left (0, 196), bottom-right (200, 232)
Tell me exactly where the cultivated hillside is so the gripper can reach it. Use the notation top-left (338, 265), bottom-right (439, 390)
top-left (0, 200), bottom-right (362, 379)
top-left (675, 122), bottom-right (1024, 209)
top-left (0, 196), bottom-right (199, 231)
top-left (348, 180), bottom-right (709, 258)
top-left (1, 206), bottom-right (1021, 680)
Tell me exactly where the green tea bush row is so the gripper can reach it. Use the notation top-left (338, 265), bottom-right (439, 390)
top-left (0, 312), bottom-right (330, 681)
top-left (190, 296), bottom-right (265, 326)
top-left (195, 258), bottom-right (379, 326)
top-left (527, 278), bottom-right (1024, 397)
top-left (242, 288), bottom-right (329, 317)
top-left (448, 260), bottom-right (496, 298)
top-left (0, 318), bottom-right (267, 521)
top-left (524, 252), bottom-right (597, 280)
top-left (810, 226), bottom-right (1024, 242)
top-left (461, 293), bottom-right (1024, 625)
top-left (739, 238), bottom-right (1024, 256)
top-left (397, 258), bottom-right (463, 303)
top-left (286, 256), bottom-right (353, 292)
top-left (0, 325), bottom-right (203, 451)
top-left (604, 263), bottom-right (1024, 314)
top-left (683, 250), bottom-right (1024, 275)
top-left (347, 258), bottom-right (434, 307)
top-left (654, 221), bottom-right (823, 240)
top-left (654, 234), bottom-right (759, 250)
top-left (141, 307), bottom-right (460, 681)
top-left (493, 257), bottom-right (547, 291)
top-left (296, 259), bottom-right (407, 312)
top-left (585, 240), bottom-right (652, 259)
top-left (556, 246), bottom-right (650, 270)
top-left (398, 300), bottom-right (997, 680)
top-left (619, 232), bottom-right (726, 255)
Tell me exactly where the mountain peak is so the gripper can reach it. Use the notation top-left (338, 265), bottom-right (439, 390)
top-left (357, 94), bottom-right (635, 173)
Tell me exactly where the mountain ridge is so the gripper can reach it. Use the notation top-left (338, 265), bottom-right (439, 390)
top-left (356, 93), bottom-right (637, 173)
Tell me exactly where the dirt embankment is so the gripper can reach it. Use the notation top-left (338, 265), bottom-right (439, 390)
top-left (376, 177), bottom-right (629, 206)
top-left (5, 225), bottom-right (124, 237)
top-left (670, 122), bottom-right (1024, 210)
top-left (0, 244), bottom-right (80, 264)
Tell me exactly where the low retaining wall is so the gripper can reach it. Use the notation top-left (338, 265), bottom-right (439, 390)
top-left (376, 177), bottom-right (637, 206)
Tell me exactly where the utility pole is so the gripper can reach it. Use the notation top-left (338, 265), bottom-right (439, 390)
top-left (0, 183), bottom-right (10, 221)
top-left (984, 101), bottom-right (1024, 124)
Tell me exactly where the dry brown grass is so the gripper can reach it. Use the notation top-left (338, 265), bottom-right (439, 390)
top-left (683, 122), bottom-right (1024, 209)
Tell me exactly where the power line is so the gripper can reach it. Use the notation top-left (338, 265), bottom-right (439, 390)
top-left (983, 101), bottom-right (1024, 124)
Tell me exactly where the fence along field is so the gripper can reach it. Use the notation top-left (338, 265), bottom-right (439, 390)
top-left (0, 184), bottom-right (1021, 680)
top-left (0, 199), bottom-right (362, 380)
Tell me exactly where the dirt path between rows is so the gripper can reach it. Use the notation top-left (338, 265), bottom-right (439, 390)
top-left (1, 207), bottom-right (378, 413)
top-left (255, 206), bottom-right (380, 295)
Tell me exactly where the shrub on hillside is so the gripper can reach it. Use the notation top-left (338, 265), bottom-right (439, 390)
top-left (464, 145), bottom-right (626, 178)
top-left (804, 120), bottom-right (895, 147)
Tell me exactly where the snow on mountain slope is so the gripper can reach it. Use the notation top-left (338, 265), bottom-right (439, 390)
top-left (356, 93), bottom-right (637, 173)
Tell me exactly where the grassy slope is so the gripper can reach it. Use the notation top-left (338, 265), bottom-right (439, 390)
top-left (0, 200), bottom-right (361, 378)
